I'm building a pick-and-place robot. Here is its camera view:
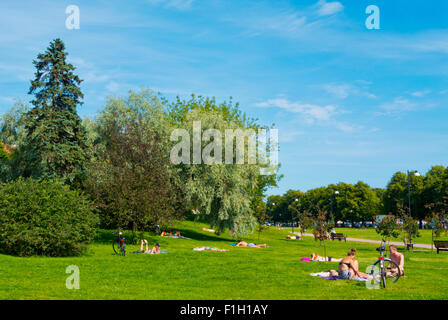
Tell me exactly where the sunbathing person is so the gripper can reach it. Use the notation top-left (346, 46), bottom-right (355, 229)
top-left (310, 253), bottom-right (342, 262)
top-left (202, 227), bottom-right (221, 235)
top-left (286, 234), bottom-right (302, 240)
top-left (236, 240), bottom-right (268, 248)
top-left (193, 246), bottom-right (228, 251)
top-left (134, 240), bottom-right (160, 254)
top-left (388, 245), bottom-right (404, 277)
top-left (328, 248), bottom-right (371, 280)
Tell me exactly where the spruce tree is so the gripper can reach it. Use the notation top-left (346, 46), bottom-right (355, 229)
top-left (24, 38), bottom-right (88, 185)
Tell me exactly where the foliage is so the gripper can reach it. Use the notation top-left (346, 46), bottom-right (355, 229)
top-left (167, 95), bottom-right (280, 237)
top-left (289, 203), bottom-right (314, 236)
top-left (313, 209), bottom-right (333, 260)
top-left (268, 182), bottom-right (382, 223)
top-left (20, 39), bottom-right (88, 186)
top-left (375, 216), bottom-right (400, 243)
top-left (85, 89), bottom-right (182, 233)
top-left (0, 178), bottom-right (98, 257)
top-left (401, 214), bottom-right (421, 243)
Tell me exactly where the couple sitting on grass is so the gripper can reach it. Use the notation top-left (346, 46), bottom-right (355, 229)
top-left (326, 246), bottom-right (404, 280)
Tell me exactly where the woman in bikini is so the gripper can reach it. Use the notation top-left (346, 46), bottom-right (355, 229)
top-left (329, 248), bottom-right (370, 280)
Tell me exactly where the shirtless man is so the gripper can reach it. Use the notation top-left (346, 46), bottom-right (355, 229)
top-left (388, 245), bottom-right (404, 276)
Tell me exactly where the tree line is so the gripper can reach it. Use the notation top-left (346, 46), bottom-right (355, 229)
top-left (267, 168), bottom-right (448, 227)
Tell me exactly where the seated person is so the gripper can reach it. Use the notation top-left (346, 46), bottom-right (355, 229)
top-left (328, 248), bottom-right (371, 280)
top-left (134, 240), bottom-right (160, 254)
top-left (193, 246), bottom-right (228, 252)
top-left (236, 240), bottom-right (268, 248)
top-left (310, 252), bottom-right (342, 262)
top-left (388, 245), bottom-right (404, 276)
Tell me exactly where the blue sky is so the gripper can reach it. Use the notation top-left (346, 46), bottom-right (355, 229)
top-left (1, 0), bottom-right (448, 195)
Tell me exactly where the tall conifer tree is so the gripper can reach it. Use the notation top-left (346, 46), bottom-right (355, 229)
top-left (24, 38), bottom-right (87, 184)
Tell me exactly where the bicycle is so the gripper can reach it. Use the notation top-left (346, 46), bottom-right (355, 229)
top-left (367, 239), bottom-right (401, 288)
top-left (113, 229), bottom-right (126, 256)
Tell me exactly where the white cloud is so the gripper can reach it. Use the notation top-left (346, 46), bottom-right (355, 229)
top-left (106, 81), bottom-right (120, 92)
top-left (316, 0), bottom-right (344, 16)
top-left (411, 90), bottom-right (431, 97)
top-left (377, 97), bottom-right (418, 115)
top-left (321, 83), bottom-right (377, 99)
top-left (146, 0), bottom-right (195, 10)
top-left (256, 98), bottom-right (336, 123)
top-left (322, 84), bottom-right (351, 99)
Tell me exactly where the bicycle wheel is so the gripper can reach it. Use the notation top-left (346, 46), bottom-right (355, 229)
top-left (113, 238), bottom-right (124, 256)
top-left (371, 259), bottom-right (401, 288)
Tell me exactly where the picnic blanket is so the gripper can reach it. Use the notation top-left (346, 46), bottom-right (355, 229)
top-left (310, 272), bottom-right (369, 282)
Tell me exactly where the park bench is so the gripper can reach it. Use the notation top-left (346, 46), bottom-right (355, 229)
top-left (403, 238), bottom-right (414, 250)
top-left (434, 240), bottom-right (448, 254)
top-left (331, 233), bottom-right (346, 242)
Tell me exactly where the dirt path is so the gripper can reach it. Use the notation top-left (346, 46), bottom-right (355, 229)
top-left (294, 232), bottom-right (433, 249)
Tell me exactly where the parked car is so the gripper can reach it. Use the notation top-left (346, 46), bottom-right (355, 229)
top-left (364, 221), bottom-right (374, 228)
top-left (336, 221), bottom-right (344, 228)
top-left (344, 221), bottom-right (353, 228)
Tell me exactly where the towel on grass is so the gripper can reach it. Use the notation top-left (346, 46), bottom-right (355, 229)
top-left (310, 272), bottom-right (369, 282)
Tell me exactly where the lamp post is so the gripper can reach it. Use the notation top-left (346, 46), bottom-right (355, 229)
top-left (407, 170), bottom-right (421, 219)
top-left (331, 190), bottom-right (339, 224)
top-left (292, 198), bottom-right (299, 233)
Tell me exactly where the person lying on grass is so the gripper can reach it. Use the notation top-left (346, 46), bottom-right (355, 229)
top-left (236, 240), bottom-right (268, 248)
top-left (286, 234), bottom-right (302, 240)
top-left (193, 246), bottom-right (228, 251)
top-left (328, 248), bottom-right (372, 280)
top-left (310, 253), bottom-right (342, 262)
top-left (388, 245), bottom-right (405, 277)
top-left (202, 227), bottom-right (221, 235)
top-left (133, 240), bottom-right (160, 254)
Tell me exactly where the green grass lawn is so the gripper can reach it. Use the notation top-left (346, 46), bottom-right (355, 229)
top-left (1, 221), bottom-right (448, 300)
top-left (333, 227), bottom-right (448, 245)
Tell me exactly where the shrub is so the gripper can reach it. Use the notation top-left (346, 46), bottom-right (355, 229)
top-left (0, 178), bottom-right (99, 257)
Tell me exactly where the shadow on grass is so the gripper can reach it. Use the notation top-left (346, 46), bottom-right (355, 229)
top-left (166, 228), bottom-right (235, 243)
top-left (93, 228), bottom-right (235, 244)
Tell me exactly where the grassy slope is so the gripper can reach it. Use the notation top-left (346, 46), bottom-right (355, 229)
top-left (1, 221), bottom-right (448, 300)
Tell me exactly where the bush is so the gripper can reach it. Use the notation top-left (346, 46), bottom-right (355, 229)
top-left (0, 178), bottom-right (99, 256)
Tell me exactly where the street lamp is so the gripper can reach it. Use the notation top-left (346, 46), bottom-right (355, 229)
top-left (407, 170), bottom-right (421, 219)
top-left (331, 190), bottom-right (339, 223)
top-left (292, 198), bottom-right (299, 233)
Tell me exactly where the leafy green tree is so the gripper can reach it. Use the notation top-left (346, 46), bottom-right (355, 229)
top-left (86, 89), bottom-right (182, 234)
top-left (289, 205), bottom-right (314, 237)
top-left (401, 214), bottom-right (421, 247)
top-left (313, 209), bottom-right (333, 260)
top-left (168, 95), bottom-right (280, 237)
top-left (384, 171), bottom-right (425, 225)
top-left (375, 216), bottom-right (400, 244)
top-left (21, 39), bottom-right (88, 185)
